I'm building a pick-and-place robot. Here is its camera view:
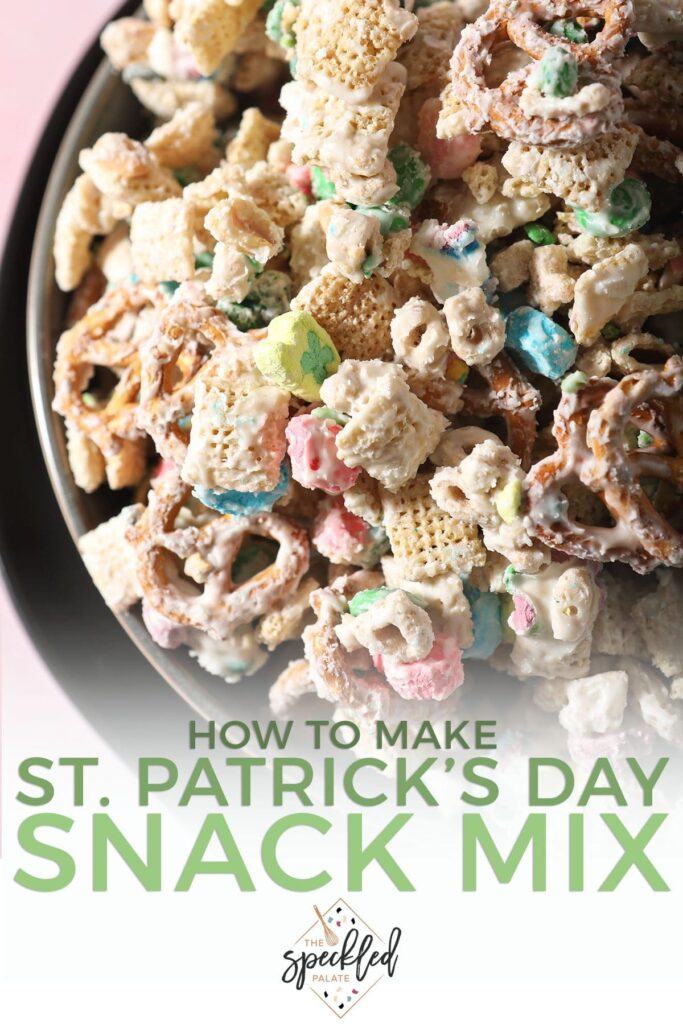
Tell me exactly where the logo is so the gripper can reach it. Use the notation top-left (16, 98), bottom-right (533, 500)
top-left (281, 897), bottom-right (401, 1017)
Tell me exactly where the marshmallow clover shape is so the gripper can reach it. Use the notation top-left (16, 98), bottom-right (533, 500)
top-left (254, 311), bottom-right (340, 401)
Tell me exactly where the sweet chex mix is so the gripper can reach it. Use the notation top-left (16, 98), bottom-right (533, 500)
top-left (52, 0), bottom-right (683, 750)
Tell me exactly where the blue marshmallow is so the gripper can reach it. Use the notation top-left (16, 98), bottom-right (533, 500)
top-left (193, 462), bottom-right (290, 515)
top-left (505, 306), bottom-right (577, 379)
top-left (462, 585), bottom-right (503, 660)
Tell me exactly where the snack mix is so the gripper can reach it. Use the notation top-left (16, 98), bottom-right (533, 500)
top-left (53, 0), bottom-right (683, 753)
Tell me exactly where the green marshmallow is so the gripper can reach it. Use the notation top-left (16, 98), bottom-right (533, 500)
top-left (354, 203), bottom-right (411, 236)
top-left (348, 587), bottom-right (427, 617)
top-left (503, 565), bottom-right (521, 595)
top-left (525, 223), bottom-right (557, 246)
top-left (601, 321), bottom-right (622, 341)
top-left (388, 144), bottom-right (430, 209)
top-left (361, 251), bottom-right (382, 277)
top-left (547, 18), bottom-right (588, 43)
top-left (349, 587), bottom-right (394, 616)
top-left (218, 270), bottom-right (290, 330)
top-left (159, 280), bottom-right (180, 296)
top-left (311, 406), bottom-right (350, 425)
top-left (217, 303), bottom-right (261, 331)
top-left (561, 370), bottom-right (589, 393)
top-left (265, 0), bottom-right (300, 51)
top-left (311, 166), bottom-right (337, 200)
top-left (536, 47), bottom-right (578, 98)
top-left (194, 250), bottom-right (214, 269)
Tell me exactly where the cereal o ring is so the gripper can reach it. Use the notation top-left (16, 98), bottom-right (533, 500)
top-left (573, 178), bottom-right (651, 238)
top-left (611, 332), bottom-right (674, 376)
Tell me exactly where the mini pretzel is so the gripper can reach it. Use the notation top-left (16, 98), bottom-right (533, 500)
top-left (53, 281), bottom-right (167, 489)
top-left (451, 0), bottom-right (627, 147)
top-left (627, 397), bottom-right (678, 457)
top-left (128, 469), bottom-right (310, 641)
top-left (65, 266), bottom-right (107, 327)
top-left (461, 353), bottom-right (541, 469)
top-left (302, 572), bottom-right (388, 707)
top-left (585, 357), bottom-right (683, 566)
top-left (526, 377), bottom-right (641, 565)
top-left (137, 287), bottom-right (254, 465)
top-left (525, 359), bottom-right (683, 571)
top-left (660, 393), bottom-right (683, 459)
top-left (507, 1), bottom-right (633, 64)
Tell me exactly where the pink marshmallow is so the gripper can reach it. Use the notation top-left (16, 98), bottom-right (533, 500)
top-left (417, 98), bottom-right (482, 180)
top-left (152, 458), bottom-right (177, 480)
top-left (171, 41), bottom-right (203, 80)
top-left (286, 163), bottom-right (313, 195)
top-left (313, 496), bottom-right (387, 567)
top-left (374, 636), bottom-right (464, 701)
top-left (142, 599), bottom-right (189, 649)
top-left (508, 594), bottom-right (538, 636)
top-left (286, 414), bottom-right (360, 494)
top-left (567, 732), bottom-right (625, 767)
top-left (442, 222), bottom-right (472, 247)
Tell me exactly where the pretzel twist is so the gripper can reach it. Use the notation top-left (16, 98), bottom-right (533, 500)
top-left (128, 469), bottom-right (310, 640)
top-left (585, 357), bottom-right (683, 565)
top-left (525, 358), bottom-right (683, 572)
top-left (53, 281), bottom-right (167, 488)
top-left (461, 353), bottom-right (541, 470)
top-left (507, 0), bottom-right (634, 63)
top-left (137, 289), bottom-right (258, 466)
top-left (450, 0), bottom-right (630, 147)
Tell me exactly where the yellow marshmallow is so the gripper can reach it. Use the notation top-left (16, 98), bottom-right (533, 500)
top-left (254, 311), bottom-right (340, 401)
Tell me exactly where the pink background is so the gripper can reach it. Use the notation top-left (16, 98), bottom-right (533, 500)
top-left (0, 0), bottom-right (119, 747)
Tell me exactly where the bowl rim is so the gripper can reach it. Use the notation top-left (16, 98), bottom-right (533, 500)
top-left (25, 46), bottom-right (259, 724)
